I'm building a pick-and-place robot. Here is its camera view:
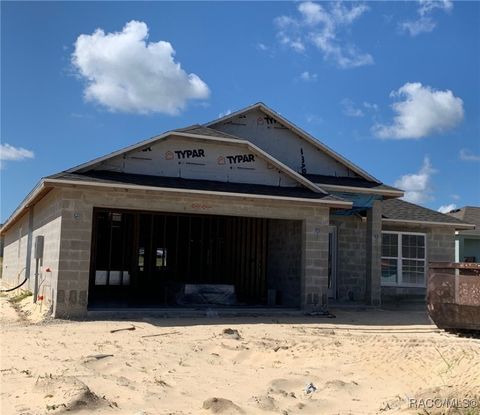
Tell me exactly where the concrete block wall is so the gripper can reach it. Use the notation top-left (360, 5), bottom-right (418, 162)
top-left (266, 219), bottom-right (302, 307)
top-left (330, 215), bottom-right (367, 302)
top-left (301, 213), bottom-right (330, 310)
top-left (331, 214), bottom-right (456, 303)
top-left (28, 191), bottom-right (63, 307)
top-left (2, 190), bottom-right (63, 308)
top-left (51, 185), bottom-right (331, 317)
top-left (55, 189), bottom-right (95, 317)
top-left (427, 226), bottom-right (456, 262)
top-left (2, 213), bottom-right (30, 287)
top-left (365, 200), bottom-right (382, 306)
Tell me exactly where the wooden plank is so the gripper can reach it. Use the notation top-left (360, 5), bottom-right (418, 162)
top-left (215, 216), bottom-right (221, 283)
top-left (243, 218), bottom-right (252, 298)
top-left (241, 217), bottom-right (246, 299)
top-left (187, 216), bottom-right (192, 280)
top-left (255, 218), bottom-right (262, 302)
top-left (175, 216), bottom-right (179, 271)
top-left (131, 212), bottom-right (140, 289)
top-left (261, 218), bottom-right (268, 300)
top-left (229, 218), bottom-right (234, 286)
top-left (224, 217), bottom-right (231, 284)
top-left (429, 262), bottom-right (480, 270)
top-left (250, 218), bottom-right (256, 300)
top-left (243, 218), bottom-right (252, 299)
top-left (199, 216), bottom-right (205, 280)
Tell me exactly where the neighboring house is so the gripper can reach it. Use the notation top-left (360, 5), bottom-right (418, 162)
top-left (447, 206), bottom-right (480, 262)
top-left (0, 103), bottom-right (473, 317)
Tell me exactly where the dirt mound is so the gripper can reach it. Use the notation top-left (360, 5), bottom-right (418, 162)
top-left (323, 379), bottom-right (359, 391)
top-left (222, 328), bottom-right (242, 340)
top-left (252, 393), bottom-right (280, 411)
top-left (35, 374), bottom-right (114, 412)
top-left (202, 397), bottom-right (244, 414)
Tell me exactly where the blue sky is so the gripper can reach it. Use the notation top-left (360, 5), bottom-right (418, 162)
top-left (1, 1), bottom-right (479, 222)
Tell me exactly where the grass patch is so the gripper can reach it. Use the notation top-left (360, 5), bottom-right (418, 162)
top-left (10, 290), bottom-right (33, 303)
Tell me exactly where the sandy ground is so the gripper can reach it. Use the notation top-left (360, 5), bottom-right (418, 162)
top-left (1, 296), bottom-right (479, 415)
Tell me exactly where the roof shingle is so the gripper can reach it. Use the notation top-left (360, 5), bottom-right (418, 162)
top-left (47, 170), bottom-right (346, 202)
top-left (446, 206), bottom-right (480, 235)
top-left (382, 198), bottom-right (473, 228)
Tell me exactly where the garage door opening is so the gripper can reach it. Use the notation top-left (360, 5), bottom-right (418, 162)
top-left (88, 209), bottom-right (302, 309)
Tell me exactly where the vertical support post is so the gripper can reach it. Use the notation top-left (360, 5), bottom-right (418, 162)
top-left (365, 200), bottom-right (382, 306)
top-left (456, 236), bottom-right (464, 263)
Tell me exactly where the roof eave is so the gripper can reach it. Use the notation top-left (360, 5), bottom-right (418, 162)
top-left (315, 183), bottom-right (404, 197)
top-left (382, 218), bottom-right (476, 230)
top-left (1, 180), bottom-right (51, 235)
top-left (45, 178), bottom-right (353, 209)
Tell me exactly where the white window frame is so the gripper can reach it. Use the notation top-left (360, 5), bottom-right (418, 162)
top-left (381, 231), bottom-right (427, 288)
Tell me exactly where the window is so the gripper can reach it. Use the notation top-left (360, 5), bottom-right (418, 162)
top-left (381, 232), bottom-right (426, 287)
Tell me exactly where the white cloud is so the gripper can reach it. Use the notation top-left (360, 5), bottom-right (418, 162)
top-left (459, 148), bottom-right (480, 162)
top-left (401, 0), bottom-right (453, 36)
top-left (400, 17), bottom-right (437, 36)
top-left (363, 101), bottom-right (379, 111)
top-left (277, 34), bottom-right (305, 53)
top-left (418, 0), bottom-right (453, 16)
top-left (0, 143), bottom-right (34, 168)
top-left (373, 82), bottom-right (464, 139)
top-left (299, 71), bottom-right (317, 82)
top-left (394, 156), bottom-right (436, 204)
top-left (341, 98), bottom-right (364, 117)
top-left (451, 194), bottom-right (460, 201)
top-left (256, 43), bottom-right (268, 51)
top-left (72, 20), bottom-right (210, 115)
top-left (218, 109), bottom-right (232, 118)
top-left (438, 203), bottom-right (457, 213)
top-left (0, 143), bottom-right (34, 161)
top-left (306, 113), bottom-right (323, 124)
top-left (274, 1), bottom-right (372, 68)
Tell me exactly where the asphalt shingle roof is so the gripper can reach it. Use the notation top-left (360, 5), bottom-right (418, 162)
top-left (446, 206), bottom-right (480, 235)
top-left (447, 206), bottom-right (480, 225)
top-left (382, 198), bottom-right (472, 226)
top-left (48, 171), bottom-right (345, 202)
top-left (304, 174), bottom-right (401, 193)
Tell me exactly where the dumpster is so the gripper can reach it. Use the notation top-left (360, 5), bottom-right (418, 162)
top-left (427, 262), bottom-right (480, 331)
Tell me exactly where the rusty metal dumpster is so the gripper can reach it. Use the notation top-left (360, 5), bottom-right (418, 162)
top-left (427, 262), bottom-right (480, 331)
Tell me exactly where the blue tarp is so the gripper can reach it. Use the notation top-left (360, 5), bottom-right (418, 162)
top-left (332, 192), bottom-right (382, 216)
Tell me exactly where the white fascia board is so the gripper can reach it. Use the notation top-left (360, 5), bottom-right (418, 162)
top-left (382, 218), bottom-right (476, 230)
top-left (316, 183), bottom-right (404, 197)
top-left (44, 178), bottom-right (353, 208)
top-left (204, 102), bottom-right (380, 183)
top-left (1, 180), bottom-right (46, 234)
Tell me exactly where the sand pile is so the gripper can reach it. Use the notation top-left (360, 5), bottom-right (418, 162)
top-left (1, 296), bottom-right (479, 414)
